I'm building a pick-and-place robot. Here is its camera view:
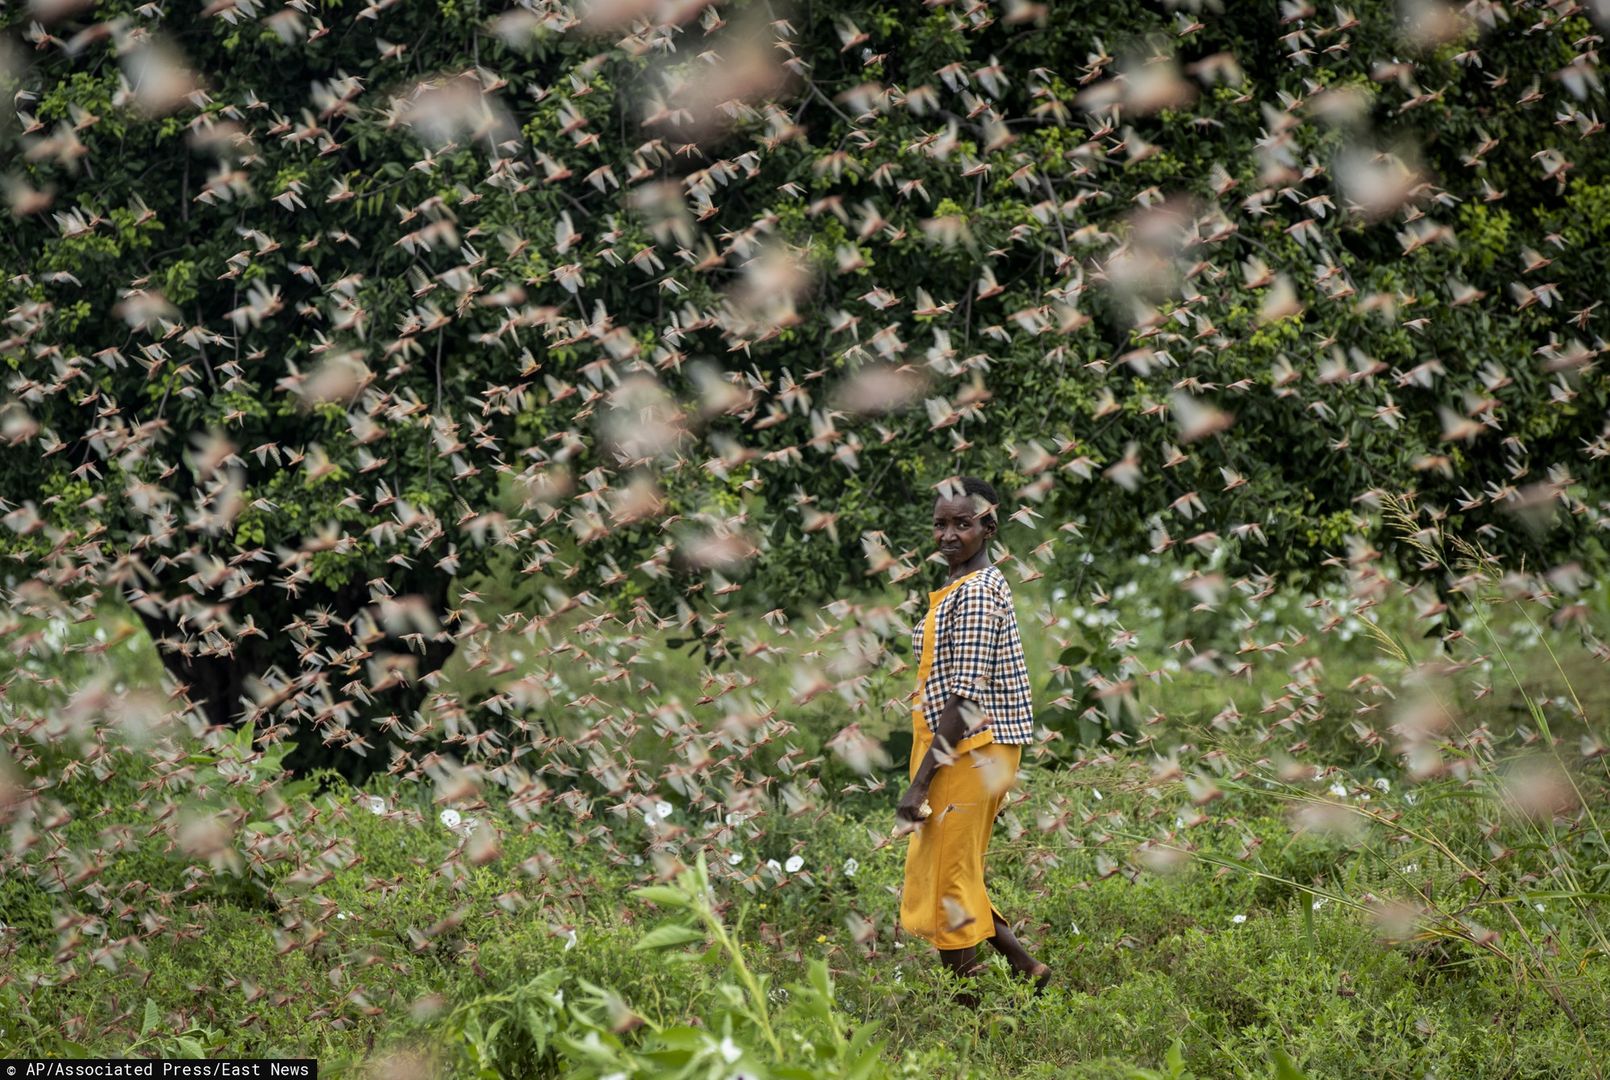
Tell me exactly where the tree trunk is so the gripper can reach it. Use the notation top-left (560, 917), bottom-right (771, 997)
top-left (123, 573), bottom-right (458, 787)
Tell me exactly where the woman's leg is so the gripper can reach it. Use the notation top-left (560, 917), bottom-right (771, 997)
top-left (985, 911), bottom-right (1051, 992)
top-left (984, 911), bottom-right (1037, 972)
top-left (939, 928), bottom-right (1047, 1007)
top-left (976, 746), bottom-right (1050, 991)
top-left (937, 945), bottom-right (985, 1007)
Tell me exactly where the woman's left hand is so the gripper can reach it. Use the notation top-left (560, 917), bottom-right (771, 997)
top-left (895, 783), bottom-right (932, 825)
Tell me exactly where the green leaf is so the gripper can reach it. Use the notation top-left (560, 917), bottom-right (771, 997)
top-left (1271, 1049), bottom-right (1309, 1080)
top-left (141, 997), bottom-right (160, 1037)
top-left (807, 957), bottom-right (833, 1001)
top-left (1165, 1037), bottom-right (1196, 1079)
top-left (631, 885), bottom-right (688, 907)
top-left (632, 923), bottom-right (706, 951)
top-left (651, 1025), bottom-right (707, 1051)
top-left (520, 1004), bottom-right (552, 1050)
top-left (848, 1020), bottom-right (883, 1057)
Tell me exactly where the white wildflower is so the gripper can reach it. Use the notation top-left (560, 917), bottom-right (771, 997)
top-left (1231, 914), bottom-right (1247, 924)
top-left (1373, 777), bottom-right (1391, 793)
top-left (842, 857), bottom-right (859, 877)
top-left (656, 800), bottom-right (674, 820)
top-left (439, 809), bottom-right (461, 830)
top-left (1328, 781), bottom-right (1348, 798)
top-left (718, 1036), bottom-right (742, 1064)
top-left (784, 855), bottom-right (804, 873)
top-left (729, 852), bottom-right (745, 866)
top-left (367, 795), bottom-right (385, 815)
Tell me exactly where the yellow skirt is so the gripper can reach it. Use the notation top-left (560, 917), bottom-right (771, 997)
top-left (899, 711), bottom-right (1022, 950)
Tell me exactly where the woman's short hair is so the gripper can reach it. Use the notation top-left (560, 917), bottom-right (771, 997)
top-left (935, 475), bottom-right (1000, 533)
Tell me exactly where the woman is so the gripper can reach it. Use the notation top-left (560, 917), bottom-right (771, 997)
top-left (896, 475), bottom-right (1049, 1003)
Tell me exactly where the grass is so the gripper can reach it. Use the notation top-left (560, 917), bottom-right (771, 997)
top-left (4, 742), bottom-right (1603, 1078)
top-left (3, 506), bottom-right (1609, 1078)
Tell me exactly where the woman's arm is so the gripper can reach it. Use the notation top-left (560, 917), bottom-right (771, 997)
top-left (895, 692), bottom-right (974, 824)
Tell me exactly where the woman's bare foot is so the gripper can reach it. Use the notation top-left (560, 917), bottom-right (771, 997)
top-left (986, 912), bottom-right (1049, 993)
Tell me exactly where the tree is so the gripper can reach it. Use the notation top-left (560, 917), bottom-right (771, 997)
top-left (3, 0), bottom-right (1607, 780)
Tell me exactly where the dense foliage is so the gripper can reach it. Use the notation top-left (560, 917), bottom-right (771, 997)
top-left (4, 0), bottom-right (1610, 776)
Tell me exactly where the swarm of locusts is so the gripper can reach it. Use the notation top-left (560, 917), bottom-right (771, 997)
top-left (1, 0), bottom-right (1608, 1051)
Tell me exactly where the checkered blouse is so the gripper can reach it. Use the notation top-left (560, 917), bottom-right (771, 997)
top-left (910, 564), bottom-right (1036, 745)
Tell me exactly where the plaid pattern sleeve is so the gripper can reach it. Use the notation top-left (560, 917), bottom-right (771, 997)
top-left (916, 566), bottom-right (1036, 745)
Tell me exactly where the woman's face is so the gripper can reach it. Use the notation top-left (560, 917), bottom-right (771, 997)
top-left (933, 493), bottom-right (994, 567)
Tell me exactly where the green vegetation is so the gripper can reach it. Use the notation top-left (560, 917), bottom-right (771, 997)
top-left (4, 0), bottom-right (1610, 782)
top-left (4, 0), bottom-right (1610, 1074)
top-left (4, 504), bottom-right (1608, 1077)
